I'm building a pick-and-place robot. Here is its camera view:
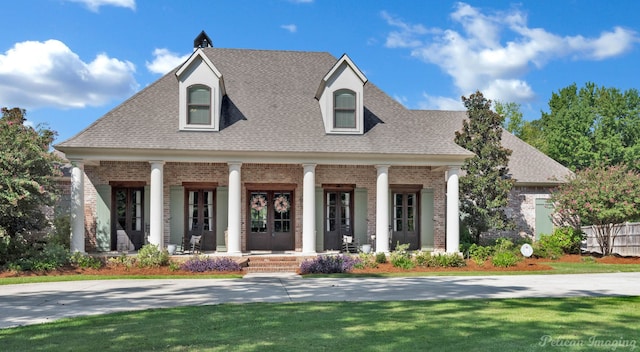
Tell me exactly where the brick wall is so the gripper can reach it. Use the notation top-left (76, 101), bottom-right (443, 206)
top-left (482, 186), bottom-right (554, 243)
top-left (82, 162), bottom-right (448, 252)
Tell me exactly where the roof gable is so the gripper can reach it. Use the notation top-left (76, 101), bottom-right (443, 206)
top-left (315, 54), bottom-right (367, 100)
top-left (176, 49), bottom-right (225, 95)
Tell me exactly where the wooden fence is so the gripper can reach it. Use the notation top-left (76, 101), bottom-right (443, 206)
top-left (582, 222), bottom-right (640, 257)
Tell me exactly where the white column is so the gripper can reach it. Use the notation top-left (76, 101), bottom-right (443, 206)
top-left (70, 161), bottom-right (85, 253)
top-left (446, 166), bottom-right (460, 253)
top-left (227, 162), bottom-right (242, 255)
top-left (149, 161), bottom-right (165, 248)
top-left (302, 164), bottom-right (317, 254)
top-left (376, 165), bottom-right (390, 253)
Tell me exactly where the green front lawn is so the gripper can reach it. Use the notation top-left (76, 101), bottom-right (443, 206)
top-left (0, 273), bottom-right (243, 286)
top-left (1, 297), bottom-right (638, 351)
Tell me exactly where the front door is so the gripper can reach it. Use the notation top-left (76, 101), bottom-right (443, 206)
top-left (185, 189), bottom-right (216, 251)
top-left (391, 191), bottom-right (419, 250)
top-left (112, 187), bottom-right (145, 250)
top-left (324, 191), bottom-right (353, 250)
top-left (248, 191), bottom-right (293, 251)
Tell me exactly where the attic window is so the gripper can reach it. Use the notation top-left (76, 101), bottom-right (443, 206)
top-left (188, 85), bottom-right (211, 125)
top-left (334, 89), bottom-right (356, 128)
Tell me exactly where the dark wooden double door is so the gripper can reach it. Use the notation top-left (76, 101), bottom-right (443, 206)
top-left (248, 191), bottom-right (293, 251)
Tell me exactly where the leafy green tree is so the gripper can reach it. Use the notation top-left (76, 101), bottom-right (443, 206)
top-left (0, 107), bottom-right (62, 238)
top-left (592, 87), bottom-right (640, 170)
top-left (494, 101), bottom-right (548, 152)
top-left (551, 164), bottom-right (640, 256)
top-left (455, 91), bottom-right (514, 244)
top-left (540, 83), bottom-right (598, 171)
top-left (537, 83), bottom-right (640, 171)
top-left (495, 101), bottom-right (524, 138)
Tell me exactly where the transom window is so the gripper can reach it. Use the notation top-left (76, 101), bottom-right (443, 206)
top-left (187, 85), bottom-right (211, 125)
top-left (334, 89), bottom-right (356, 128)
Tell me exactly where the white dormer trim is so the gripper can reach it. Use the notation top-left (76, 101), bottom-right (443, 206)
top-left (316, 54), bottom-right (368, 134)
top-left (176, 49), bottom-right (226, 131)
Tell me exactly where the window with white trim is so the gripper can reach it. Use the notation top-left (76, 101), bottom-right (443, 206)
top-left (187, 85), bottom-right (212, 125)
top-left (334, 89), bottom-right (356, 129)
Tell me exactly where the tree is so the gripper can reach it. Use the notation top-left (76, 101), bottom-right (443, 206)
top-left (495, 101), bottom-right (548, 152)
top-left (455, 91), bottom-right (514, 244)
top-left (0, 107), bottom-right (62, 238)
top-left (495, 101), bottom-right (524, 138)
top-left (537, 83), bottom-right (640, 171)
top-left (551, 164), bottom-right (640, 256)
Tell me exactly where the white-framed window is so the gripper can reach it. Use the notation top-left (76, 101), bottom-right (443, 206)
top-left (315, 54), bottom-right (367, 134)
top-left (176, 50), bottom-right (224, 131)
top-left (187, 85), bottom-right (212, 125)
top-left (334, 89), bottom-right (356, 129)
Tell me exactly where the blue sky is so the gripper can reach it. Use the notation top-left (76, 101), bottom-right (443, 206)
top-left (2, 0), bottom-right (639, 144)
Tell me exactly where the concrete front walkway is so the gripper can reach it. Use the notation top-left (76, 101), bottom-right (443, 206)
top-left (1, 272), bottom-right (639, 329)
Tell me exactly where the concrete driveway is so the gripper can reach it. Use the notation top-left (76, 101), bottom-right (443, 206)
top-left (1, 272), bottom-right (639, 329)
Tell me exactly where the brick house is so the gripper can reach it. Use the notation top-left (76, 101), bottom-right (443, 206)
top-left (55, 33), bottom-right (571, 254)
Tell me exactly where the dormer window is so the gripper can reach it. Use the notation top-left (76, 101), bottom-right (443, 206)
top-left (176, 48), bottom-right (226, 132)
top-left (188, 85), bottom-right (211, 125)
top-left (334, 89), bottom-right (356, 128)
top-left (315, 54), bottom-right (367, 134)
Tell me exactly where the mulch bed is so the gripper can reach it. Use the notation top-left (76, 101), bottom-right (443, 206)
top-left (1, 254), bottom-right (639, 278)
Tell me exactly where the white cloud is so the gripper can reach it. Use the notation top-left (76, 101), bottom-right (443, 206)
top-left (383, 3), bottom-right (638, 105)
top-left (146, 48), bottom-right (190, 74)
top-left (281, 24), bottom-right (298, 33)
top-left (417, 94), bottom-right (464, 111)
top-left (65, 0), bottom-right (135, 12)
top-left (0, 40), bottom-right (138, 109)
top-left (381, 10), bottom-right (431, 48)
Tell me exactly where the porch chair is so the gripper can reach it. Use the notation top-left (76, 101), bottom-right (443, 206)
top-left (183, 235), bottom-right (203, 254)
top-left (342, 235), bottom-right (359, 253)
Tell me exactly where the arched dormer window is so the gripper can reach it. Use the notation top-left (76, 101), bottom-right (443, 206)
top-left (176, 49), bottom-right (225, 131)
top-left (334, 89), bottom-right (356, 129)
top-left (315, 54), bottom-right (367, 134)
top-left (187, 85), bottom-right (211, 125)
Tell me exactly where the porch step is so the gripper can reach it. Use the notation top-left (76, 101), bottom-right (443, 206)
top-left (245, 256), bottom-right (304, 273)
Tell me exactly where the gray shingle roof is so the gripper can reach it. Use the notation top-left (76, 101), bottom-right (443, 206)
top-left (412, 110), bottom-right (573, 185)
top-left (56, 48), bottom-right (471, 158)
top-left (55, 47), bottom-right (570, 183)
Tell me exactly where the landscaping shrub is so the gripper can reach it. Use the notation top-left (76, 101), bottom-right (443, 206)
top-left (0, 234), bottom-right (30, 267)
top-left (533, 227), bottom-right (582, 259)
top-left (428, 253), bottom-right (467, 268)
top-left (136, 244), bottom-right (170, 268)
top-left (16, 242), bottom-right (69, 271)
top-left (533, 227), bottom-right (584, 259)
top-left (468, 243), bottom-right (493, 266)
top-left (375, 252), bottom-right (387, 264)
top-left (491, 251), bottom-right (520, 267)
top-left (533, 238), bottom-right (563, 260)
top-left (493, 237), bottom-right (515, 252)
top-left (414, 251), bottom-right (432, 267)
top-left (390, 243), bottom-right (414, 270)
top-left (354, 252), bottom-right (378, 269)
top-left (299, 255), bottom-right (360, 274)
top-left (180, 256), bottom-right (241, 272)
top-left (50, 215), bottom-right (71, 249)
top-left (489, 237), bottom-right (521, 267)
top-left (70, 252), bottom-right (103, 269)
top-left (108, 252), bottom-right (135, 269)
